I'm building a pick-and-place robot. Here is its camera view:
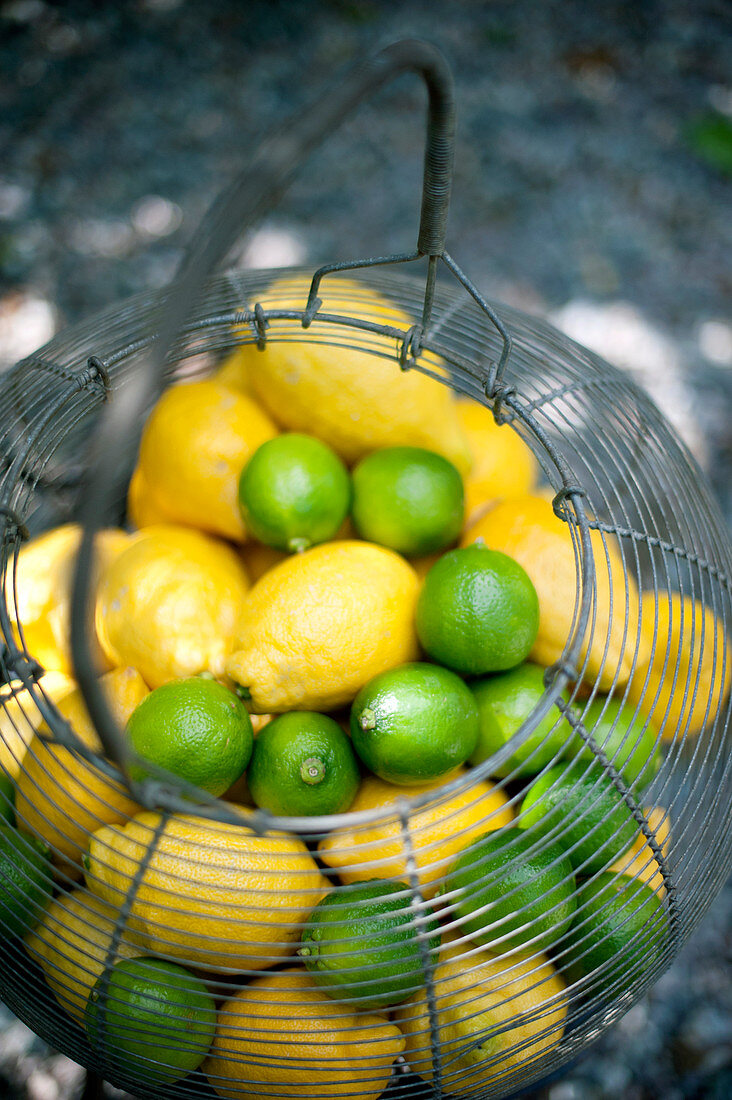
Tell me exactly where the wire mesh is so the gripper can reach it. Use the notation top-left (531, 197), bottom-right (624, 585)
top-left (0, 33), bottom-right (730, 1100)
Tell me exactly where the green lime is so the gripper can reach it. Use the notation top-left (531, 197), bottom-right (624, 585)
top-left (85, 956), bottom-right (216, 1085)
top-left (564, 697), bottom-right (662, 789)
top-left (562, 872), bottom-right (667, 994)
top-left (0, 773), bottom-right (15, 825)
top-left (350, 662), bottom-right (479, 786)
top-left (519, 762), bottom-right (639, 874)
top-left (442, 825), bottom-right (577, 953)
top-left (299, 878), bottom-right (440, 1008)
top-left (0, 826), bottom-right (52, 937)
top-left (238, 432), bottom-right (351, 552)
top-left (416, 546), bottom-right (539, 675)
top-left (350, 446), bottom-right (464, 556)
top-left (127, 677), bottom-right (253, 797)
top-left (470, 662), bottom-right (571, 778)
top-left (247, 711), bottom-right (360, 816)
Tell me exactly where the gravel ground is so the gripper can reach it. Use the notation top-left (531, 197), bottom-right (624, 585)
top-left (0, 1), bottom-right (730, 1098)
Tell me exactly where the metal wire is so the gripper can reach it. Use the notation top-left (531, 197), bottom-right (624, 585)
top-left (0, 35), bottom-right (729, 1100)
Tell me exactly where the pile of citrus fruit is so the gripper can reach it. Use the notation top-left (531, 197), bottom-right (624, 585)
top-left (0, 275), bottom-right (729, 1099)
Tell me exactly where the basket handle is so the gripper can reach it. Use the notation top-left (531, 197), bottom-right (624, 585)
top-left (70, 38), bottom-right (456, 788)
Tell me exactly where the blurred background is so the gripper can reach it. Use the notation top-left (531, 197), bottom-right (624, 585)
top-left (0, 0), bottom-right (730, 1097)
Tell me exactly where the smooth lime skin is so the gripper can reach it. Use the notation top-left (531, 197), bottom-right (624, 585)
top-left (127, 677), bottom-right (253, 797)
top-left (442, 826), bottom-right (577, 953)
top-left (470, 662), bottom-right (571, 778)
top-left (247, 711), bottom-right (360, 816)
top-left (416, 546), bottom-right (540, 675)
top-left (299, 878), bottom-right (440, 1009)
top-left (0, 773), bottom-right (14, 825)
top-left (564, 697), bottom-right (662, 789)
top-left (238, 432), bottom-right (351, 552)
top-left (0, 826), bottom-right (52, 937)
top-left (562, 872), bottom-right (667, 994)
top-left (350, 662), bottom-right (479, 786)
top-left (85, 957), bottom-right (216, 1085)
top-left (351, 446), bottom-right (464, 556)
top-left (519, 762), bottom-right (639, 874)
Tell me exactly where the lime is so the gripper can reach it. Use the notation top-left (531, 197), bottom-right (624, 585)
top-left (416, 546), bottom-right (539, 675)
top-left (442, 825), bottom-right (576, 953)
top-left (298, 878), bottom-right (440, 1008)
top-left (0, 826), bottom-right (52, 937)
top-left (0, 772), bottom-right (14, 824)
top-left (520, 762), bottom-right (638, 874)
top-left (350, 662), bottom-right (479, 786)
top-left (126, 677), bottom-right (253, 797)
top-left (562, 872), bottom-right (667, 994)
top-left (238, 432), bottom-right (351, 552)
top-left (564, 697), bottom-right (662, 789)
top-left (85, 956), bottom-right (216, 1085)
top-left (350, 446), bottom-right (464, 556)
top-left (470, 663), bottom-right (571, 777)
top-left (247, 711), bottom-right (360, 816)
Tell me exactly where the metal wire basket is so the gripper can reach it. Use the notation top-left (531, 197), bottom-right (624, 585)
top-left (0, 38), bottom-right (730, 1100)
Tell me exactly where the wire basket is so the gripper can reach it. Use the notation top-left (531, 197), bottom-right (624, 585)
top-left (0, 39), bottom-right (730, 1100)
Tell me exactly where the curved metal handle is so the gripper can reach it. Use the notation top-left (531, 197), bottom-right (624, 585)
top-left (70, 39), bottom-right (456, 788)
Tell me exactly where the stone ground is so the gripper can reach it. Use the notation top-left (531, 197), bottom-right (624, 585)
top-left (0, 0), bottom-right (730, 1098)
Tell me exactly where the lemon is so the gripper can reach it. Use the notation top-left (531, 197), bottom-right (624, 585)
top-left (609, 805), bottom-right (670, 896)
top-left (127, 677), bottom-right (253, 796)
top-left (219, 274), bottom-right (471, 472)
top-left (205, 968), bottom-right (405, 1100)
top-left (126, 465), bottom-right (178, 529)
top-left (628, 591), bottom-right (731, 741)
top-left (85, 810), bottom-right (326, 972)
top-left (393, 934), bottom-right (567, 1093)
top-left (350, 446), bottom-right (464, 556)
top-left (85, 957), bottom-right (216, 1086)
top-left (15, 666), bottom-right (146, 866)
top-left (299, 878), bottom-right (441, 1009)
top-left (238, 432), bottom-right (351, 552)
top-left (457, 398), bottom-right (539, 525)
top-left (8, 524), bottom-right (131, 676)
top-left (350, 662), bottom-right (479, 785)
top-left (462, 493), bottom-right (648, 691)
top-left (96, 524), bottom-right (249, 689)
top-left (416, 545), bottom-right (540, 675)
top-left (25, 887), bottom-right (140, 1023)
top-left (226, 540), bottom-right (419, 713)
top-left (136, 379), bottom-right (277, 541)
top-left (0, 672), bottom-right (75, 780)
top-left (318, 768), bottom-right (513, 898)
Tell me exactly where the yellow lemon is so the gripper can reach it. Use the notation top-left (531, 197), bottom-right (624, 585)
top-left (219, 275), bottom-right (471, 472)
top-left (205, 968), bottom-right (405, 1100)
top-left (86, 810), bottom-right (327, 972)
top-left (393, 935), bottom-right (567, 1093)
top-left (457, 398), bottom-right (539, 525)
top-left (318, 768), bottom-right (513, 898)
top-left (0, 672), bottom-right (75, 779)
top-left (609, 806), bottom-right (671, 897)
top-left (8, 524), bottom-right (131, 676)
top-left (15, 666), bottom-right (146, 865)
top-left (462, 494), bottom-right (647, 691)
top-left (126, 465), bottom-right (179, 529)
top-left (25, 887), bottom-right (140, 1023)
top-left (628, 591), bottom-right (731, 741)
top-left (96, 524), bottom-right (249, 688)
top-left (226, 540), bottom-right (419, 712)
top-left (136, 379), bottom-right (277, 541)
